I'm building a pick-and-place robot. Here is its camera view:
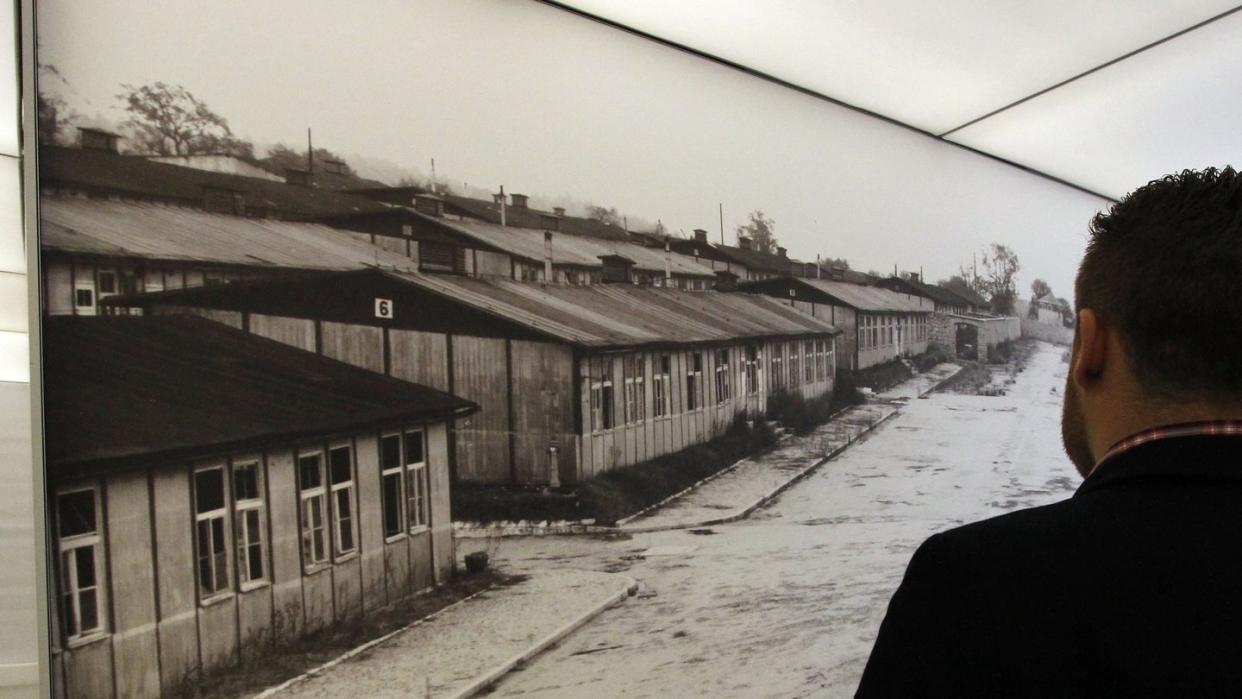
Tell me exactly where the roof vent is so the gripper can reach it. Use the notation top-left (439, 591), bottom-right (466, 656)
top-left (737, 236), bottom-right (752, 251)
top-left (321, 159), bottom-right (347, 175)
top-left (413, 193), bottom-right (445, 217)
top-left (78, 127), bottom-right (121, 154)
top-left (828, 266), bottom-right (846, 281)
top-left (714, 270), bottom-right (739, 292)
top-left (510, 193), bottom-right (529, 209)
top-left (285, 168), bottom-right (311, 186)
top-left (552, 206), bottom-right (566, 217)
top-left (776, 246), bottom-right (787, 258)
top-left (693, 228), bottom-right (708, 243)
top-left (540, 212), bottom-right (561, 232)
top-left (599, 254), bottom-right (636, 284)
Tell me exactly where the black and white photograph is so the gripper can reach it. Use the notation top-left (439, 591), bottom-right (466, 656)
top-left (14, 1), bottom-right (1242, 697)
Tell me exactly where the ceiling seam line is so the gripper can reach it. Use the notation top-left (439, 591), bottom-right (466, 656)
top-left (938, 3), bottom-right (1242, 138)
top-left (534, 0), bottom-right (1117, 203)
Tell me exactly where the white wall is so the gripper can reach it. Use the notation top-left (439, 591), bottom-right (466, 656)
top-left (2, 1), bottom-right (34, 696)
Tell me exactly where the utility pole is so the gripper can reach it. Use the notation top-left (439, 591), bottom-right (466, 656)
top-left (430, 158), bottom-right (437, 194)
top-left (306, 128), bottom-right (313, 174)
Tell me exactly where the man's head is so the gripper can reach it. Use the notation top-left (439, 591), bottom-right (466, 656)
top-left (1063, 167), bottom-right (1242, 476)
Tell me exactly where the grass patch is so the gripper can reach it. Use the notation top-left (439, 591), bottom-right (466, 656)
top-left (170, 569), bottom-right (520, 699)
top-left (853, 358), bottom-right (914, 392)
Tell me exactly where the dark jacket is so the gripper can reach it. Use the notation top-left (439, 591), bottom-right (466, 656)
top-left (857, 434), bottom-right (1242, 697)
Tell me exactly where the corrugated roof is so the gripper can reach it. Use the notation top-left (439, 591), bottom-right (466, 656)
top-left (43, 315), bottom-right (476, 471)
top-left (384, 270), bottom-right (839, 347)
top-left (41, 145), bottom-right (395, 218)
top-left (442, 194), bottom-right (637, 241)
top-left (879, 275), bottom-right (969, 307)
top-left (712, 243), bottom-right (794, 275)
top-left (426, 215), bottom-right (717, 278)
top-left (41, 196), bottom-right (420, 272)
top-left (795, 278), bottom-right (931, 312)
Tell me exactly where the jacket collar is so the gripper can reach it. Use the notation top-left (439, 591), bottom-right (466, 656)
top-left (1076, 433), bottom-right (1242, 497)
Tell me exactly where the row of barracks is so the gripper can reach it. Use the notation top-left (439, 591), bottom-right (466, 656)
top-left (40, 131), bottom-right (1011, 697)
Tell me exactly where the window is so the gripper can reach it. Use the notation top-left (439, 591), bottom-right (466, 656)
top-left (715, 348), bottom-right (731, 404)
top-left (686, 352), bottom-right (704, 411)
top-left (194, 466), bottom-right (231, 597)
top-left (744, 345), bottom-right (759, 395)
top-left (328, 444), bottom-right (356, 556)
top-left (57, 487), bottom-right (105, 640)
top-left (97, 269), bottom-right (117, 295)
top-left (788, 344), bottom-right (801, 387)
top-left (232, 459), bottom-right (266, 586)
top-left (404, 429), bottom-right (429, 531)
top-left (589, 357), bottom-right (615, 432)
top-left (623, 355), bottom-right (646, 424)
top-left (770, 344), bottom-right (784, 390)
top-left (805, 341), bottom-right (816, 382)
top-left (297, 451), bottom-right (328, 568)
top-left (380, 434), bottom-right (404, 538)
top-left (75, 289), bottom-right (93, 308)
top-left (653, 354), bottom-right (672, 417)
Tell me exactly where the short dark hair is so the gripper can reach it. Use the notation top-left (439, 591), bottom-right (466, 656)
top-left (1078, 167), bottom-right (1242, 402)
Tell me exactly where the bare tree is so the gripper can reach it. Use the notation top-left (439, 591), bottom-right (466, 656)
top-left (116, 82), bottom-right (252, 156)
top-left (737, 210), bottom-right (777, 254)
top-left (585, 205), bottom-right (622, 226)
top-left (978, 243), bottom-right (1021, 315)
top-left (37, 64), bottom-right (75, 145)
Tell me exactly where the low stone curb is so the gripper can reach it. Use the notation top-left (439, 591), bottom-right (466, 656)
top-left (251, 585), bottom-right (495, 699)
top-left (620, 407), bottom-right (900, 534)
top-left (446, 575), bottom-right (639, 699)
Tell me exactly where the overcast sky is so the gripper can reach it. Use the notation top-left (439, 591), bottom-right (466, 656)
top-left (37, 0), bottom-right (1110, 298)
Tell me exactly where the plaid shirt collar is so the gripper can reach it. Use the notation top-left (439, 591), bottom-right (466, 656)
top-left (1089, 420), bottom-right (1242, 477)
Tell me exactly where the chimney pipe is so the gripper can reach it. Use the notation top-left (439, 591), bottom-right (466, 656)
top-left (544, 230), bottom-right (554, 283)
top-left (496, 185), bottom-right (507, 227)
top-left (664, 238), bottom-right (672, 282)
top-left (816, 254), bottom-right (822, 279)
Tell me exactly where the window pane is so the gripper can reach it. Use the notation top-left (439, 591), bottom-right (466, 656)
top-left (74, 547), bottom-right (95, 588)
top-left (330, 446), bottom-right (352, 484)
top-left (404, 431), bottom-right (424, 464)
top-left (382, 473), bottom-right (402, 536)
top-left (195, 469), bottom-right (225, 512)
top-left (78, 589), bottom-right (98, 633)
top-left (57, 490), bottom-right (96, 537)
top-left (233, 462), bottom-right (259, 501)
top-left (299, 454), bottom-right (323, 490)
top-left (197, 521), bottom-right (214, 594)
top-left (381, 435), bottom-right (402, 470)
top-left (336, 490), bottom-right (355, 552)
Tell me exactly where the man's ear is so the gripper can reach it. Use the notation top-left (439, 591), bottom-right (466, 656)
top-left (1073, 308), bottom-right (1108, 387)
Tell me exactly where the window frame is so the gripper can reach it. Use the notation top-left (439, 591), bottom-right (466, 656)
top-left (744, 345), bottom-right (760, 395)
top-left (380, 431), bottom-right (406, 541)
top-left (56, 485), bottom-right (109, 644)
top-left (715, 348), bottom-right (731, 404)
top-left (193, 464), bottom-right (233, 602)
top-left (403, 428), bottom-right (430, 533)
top-left (623, 354), bottom-right (646, 425)
top-left (231, 456), bottom-right (268, 591)
top-left (327, 442), bottom-right (358, 559)
top-left (686, 351), bottom-right (704, 412)
top-left (653, 353), bottom-right (672, 418)
top-left (589, 357), bottom-right (615, 432)
top-left (296, 449), bottom-right (330, 571)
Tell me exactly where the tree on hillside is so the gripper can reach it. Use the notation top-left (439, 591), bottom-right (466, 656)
top-left (117, 82), bottom-right (253, 157)
top-left (260, 143), bottom-right (357, 176)
top-left (37, 64), bottom-right (74, 145)
top-left (1031, 278), bottom-right (1052, 300)
top-left (585, 205), bottom-right (622, 226)
top-left (819, 256), bottom-right (850, 271)
top-left (978, 243), bottom-right (1021, 315)
top-left (737, 209), bottom-right (777, 254)
top-left (940, 274), bottom-right (980, 298)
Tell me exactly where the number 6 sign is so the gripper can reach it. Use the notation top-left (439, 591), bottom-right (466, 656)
top-left (374, 298), bottom-right (394, 319)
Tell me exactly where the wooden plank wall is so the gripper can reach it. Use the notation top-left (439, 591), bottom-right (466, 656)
top-left (509, 341), bottom-right (576, 484)
top-left (321, 322), bottom-right (384, 373)
top-left (451, 336), bottom-right (510, 482)
top-left (577, 339), bottom-right (833, 480)
top-left (53, 426), bottom-right (449, 698)
top-left (249, 314), bottom-right (316, 352)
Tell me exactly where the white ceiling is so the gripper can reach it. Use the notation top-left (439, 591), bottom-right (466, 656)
top-left (555, 0), bottom-right (1242, 200)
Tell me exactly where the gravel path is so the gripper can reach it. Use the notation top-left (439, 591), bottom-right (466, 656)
top-left (269, 570), bottom-right (634, 698)
top-left (458, 342), bottom-right (1077, 697)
